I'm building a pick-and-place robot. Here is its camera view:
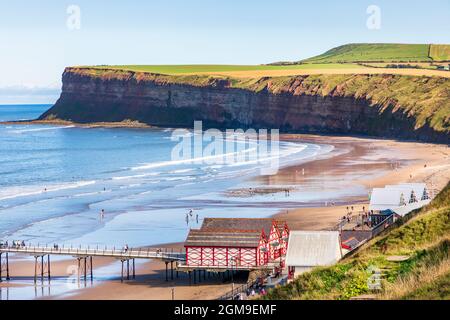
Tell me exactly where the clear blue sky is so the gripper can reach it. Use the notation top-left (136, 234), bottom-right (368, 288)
top-left (0, 0), bottom-right (449, 103)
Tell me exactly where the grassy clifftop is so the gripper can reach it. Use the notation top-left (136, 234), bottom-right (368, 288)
top-left (67, 67), bottom-right (450, 136)
top-left (262, 182), bottom-right (450, 300)
top-left (302, 43), bottom-right (450, 63)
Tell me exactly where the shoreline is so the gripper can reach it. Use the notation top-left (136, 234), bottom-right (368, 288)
top-left (1, 133), bottom-right (449, 300)
top-left (1, 119), bottom-right (449, 147)
top-left (1, 119), bottom-right (153, 129)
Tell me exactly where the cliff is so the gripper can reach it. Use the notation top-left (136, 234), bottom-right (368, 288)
top-left (40, 67), bottom-right (450, 143)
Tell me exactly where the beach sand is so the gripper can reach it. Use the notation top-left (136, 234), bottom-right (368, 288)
top-left (2, 134), bottom-right (449, 300)
top-left (274, 135), bottom-right (450, 231)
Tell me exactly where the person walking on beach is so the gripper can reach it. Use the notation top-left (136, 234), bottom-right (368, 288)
top-left (100, 209), bottom-right (105, 219)
top-left (196, 213), bottom-right (199, 224)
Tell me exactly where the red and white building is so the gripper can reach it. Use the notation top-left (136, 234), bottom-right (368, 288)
top-left (183, 218), bottom-right (289, 269)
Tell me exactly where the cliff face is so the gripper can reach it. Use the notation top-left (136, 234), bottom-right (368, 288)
top-left (41, 67), bottom-right (450, 143)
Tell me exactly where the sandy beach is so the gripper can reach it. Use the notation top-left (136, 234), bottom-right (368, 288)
top-left (1, 134), bottom-right (449, 300)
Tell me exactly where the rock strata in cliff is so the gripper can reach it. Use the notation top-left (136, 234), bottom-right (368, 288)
top-left (40, 67), bottom-right (450, 144)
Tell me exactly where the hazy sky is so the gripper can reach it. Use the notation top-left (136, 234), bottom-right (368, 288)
top-left (1, 0), bottom-right (449, 103)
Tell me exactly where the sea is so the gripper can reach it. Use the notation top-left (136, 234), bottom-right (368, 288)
top-left (0, 105), bottom-right (336, 247)
top-left (0, 104), bottom-right (370, 299)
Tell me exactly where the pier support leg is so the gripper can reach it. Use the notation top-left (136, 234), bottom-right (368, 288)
top-left (41, 256), bottom-right (44, 280)
top-left (34, 256), bottom-right (38, 283)
top-left (48, 255), bottom-right (51, 281)
top-left (90, 257), bottom-right (93, 281)
top-left (34, 255), bottom-right (50, 283)
top-left (84, 257), bottom-right (87, 281)
top-left (119, 259), bottom-right (134, 282)
top-left (77, 257), bottom-right (92, 282)
top-left (189, 271), bottom-right (192, 286)
top-left (165, 262), bottom-right (169, 282)
top-left (193, 269), bottom-right (196, 285)
top-left (170, 261), bottom-right (174, 280)
top-left (121, 260), bottom-right (124, 283)
top-left (0, 252), bottom-right (10, 282)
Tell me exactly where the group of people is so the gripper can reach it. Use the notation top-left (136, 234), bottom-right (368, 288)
top-left (231, 277), bottom-right (269, 300)
top-left (340, 206), bottom-right (375, 229)
top-left (241, 281), bottom-right (267, 299)
top-left (0, 240), bottom-right (26, 248)
top-left (186, 209), bottom-right (199, 225)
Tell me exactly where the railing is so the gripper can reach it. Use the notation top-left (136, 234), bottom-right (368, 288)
top-left (370, 214), bottom-right (394, 238)
top-left (0, 243), bottom-right (186, 261)
top-left (218, 278), bottom-right (260, 301)
top-left (333, 212), bottom-right (390, 231)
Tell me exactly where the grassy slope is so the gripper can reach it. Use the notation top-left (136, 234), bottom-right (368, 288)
top-left (401, 271), bottom-right (450, 300)
top-left (302, 44), bottom-right (450, 63)
top-left (90, 64), bottom-right (360, 74)
top-left (262, 183), bottom-right (450, 300)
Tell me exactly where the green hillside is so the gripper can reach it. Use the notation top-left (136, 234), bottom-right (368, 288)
top-left (302, 43), bottom-right (450, 63)
top-left (262, 182), bottom-right (450, 300)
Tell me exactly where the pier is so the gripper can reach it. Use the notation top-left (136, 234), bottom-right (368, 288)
top-left (0, 243), bottom-right (185, 283)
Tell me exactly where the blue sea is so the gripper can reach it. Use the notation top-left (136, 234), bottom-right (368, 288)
top-left (0, 104), bottom-right (376, 299)
top-left (0, 105), bottom-right (347, 249)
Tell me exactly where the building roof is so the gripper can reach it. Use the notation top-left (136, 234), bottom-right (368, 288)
top-left (369, 183), bottom-right (430, 211)
top-left (341, 237), bottom-right (360, 250)
top-left (185, 229), bottom-right (263, 248)
top-left (369, 188), bottom-right (407, 211)
top-left (385, 184), bottom-right (428, 202)
top-left (200, 218), bottom-right (276, 235)
top-left (185, 218), bottom-right (285, 248)
top-left (285, 231), bottom-right (342, 267)
top-left (391, 199), bottom-right (432, 217)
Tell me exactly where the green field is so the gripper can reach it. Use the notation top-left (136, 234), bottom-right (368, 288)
top-left (92, 63), bottom-right (360, 74)
top-left (302, 43), bottom-right (433, 63)
top-left (430, 44), bottom-right (450, 61)
top-left (90, 43), bottom-right (450, 76)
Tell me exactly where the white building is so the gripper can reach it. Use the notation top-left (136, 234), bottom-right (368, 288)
top-left (369, 183), bottom-right (431, 216)
top-left (286, 231), bottom-right (342, 279)
top-left (369, 188), bottom-right (407, 211)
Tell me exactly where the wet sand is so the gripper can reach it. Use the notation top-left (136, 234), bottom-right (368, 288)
top-left (2, 134), bottom-right (449, 300)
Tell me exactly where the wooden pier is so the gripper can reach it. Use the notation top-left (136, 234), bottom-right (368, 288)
top-left (0, 244), bottom-right (185, 283)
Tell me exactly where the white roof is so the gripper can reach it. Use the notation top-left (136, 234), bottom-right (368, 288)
top-left (369, 188), bottom-right (406, 211)
top-left (286, 231), bottom-right (342, 267)
top-left (391, 199), bottom-right (432, 217)
top-left (385, 184), bottom-right (428, 201)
